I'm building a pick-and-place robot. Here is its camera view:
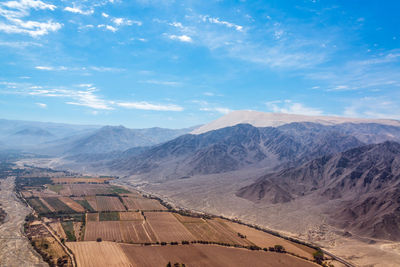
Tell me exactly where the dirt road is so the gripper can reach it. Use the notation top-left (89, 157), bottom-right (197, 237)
top-left (0, 177), bottom-right (47, 267)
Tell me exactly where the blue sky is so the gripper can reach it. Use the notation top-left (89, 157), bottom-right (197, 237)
top-left (0, 0), bottom-right (399, 128)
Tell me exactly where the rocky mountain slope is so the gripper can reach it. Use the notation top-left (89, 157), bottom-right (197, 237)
top-left (109, 123), bottom-right (364, 180)
top-left (237, 141), bottom-right (400, 241)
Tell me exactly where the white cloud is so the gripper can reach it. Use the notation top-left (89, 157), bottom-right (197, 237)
top-left (112, 17), bottom-right (142, 26)
top-left (169, 22), bottom-right (183, 28)
top-left (168, 34), bottom-right (192, 43)
top-left (36, 102), bottom-right (47, 108)
top-left (64, 6), bottom-right (94, 15)
top-left (266, 100), bottom-right (323, 116)
top-left (101, 12), bottom-right (109, 18)
top-left (98, 24), bottom-right (117, 32)
top-left (0, 0), bottom-right (61, 37)
top-left (116, 101), bottom-right (183, 111)
top-left (201, 15), bottom-right (243, 32)
top-left (35, 65), bottom-right (54, 70)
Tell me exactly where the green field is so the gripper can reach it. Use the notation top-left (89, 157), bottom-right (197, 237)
top-left (43, 197), bottom-right (75, 213)
top-left (99, 211), bottom-right (120, 221)
top-left (76, 199), bottom-right (95, 212)
top-left (47, 184), bottom-right (63, 193)
top-left (111, 186), bottom-right (131, 194)
top-left (27, 198), bottom-right (51, 214)
top-left (61, 221), bottom-right (76, 241)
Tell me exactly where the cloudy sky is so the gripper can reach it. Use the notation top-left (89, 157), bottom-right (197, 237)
top-left (0, 0), bottom-right (399, 128)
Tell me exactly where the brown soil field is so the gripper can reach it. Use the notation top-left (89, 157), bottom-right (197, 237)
top-left (225, 221), bottom-right (316, 260)
top-left (84, 220), bottom-right (157, 243)
top-left (119, 221), bottom-right (157, 243)
top-left (144, 212), bottom-right (195, 242)
top-left (87, 213), bottom-right (99, 222)
top-left (120, 243), bottom-right (318, 267)
top-left (51, 177), bottom-right (113, 184)
top-left (49, 221), bottom-right (67, 239)
top-left (86, 196), bottom-right (98, 211)
top-left (59, 184), bottom-right (112, 196)
top-left (174, 214), bottom-right (251, 245)
top-left (119, 211), bottom-right (143, 221)
top-left (122, 197), bottom-right (166, 211)
top-left (67, 241), bottom-right (131, 267)
top-left (58, 197), bottom-right (85, 212)
top-left (85, 221), bottom-right (123, 242)
top-left (96, 196), bottom-right (126, 211)
top-left (39, 197), bottom-right (56, 212)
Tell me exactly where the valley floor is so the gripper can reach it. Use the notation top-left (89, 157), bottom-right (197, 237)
top-left (0, 177), bottom-right (47, 267)
top-left (117, 172), bottom-right (400, 267)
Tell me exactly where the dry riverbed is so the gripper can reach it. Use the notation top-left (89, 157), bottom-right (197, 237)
top-left (0, 177), bottom-right (47, 267)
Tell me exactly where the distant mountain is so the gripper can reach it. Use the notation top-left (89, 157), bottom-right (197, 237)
top-left (192, 110), bottom-right (400, 134)
top-left (237, 141), bottom-right (400, 241)
top-left (62, 125), bottom-right (196, 155)
top-left (108, 123), bottom-right (364, 180)
top-left (13, 127), bottom-right (54, 137)
top-left (0, 118), bottom-right (197, 156)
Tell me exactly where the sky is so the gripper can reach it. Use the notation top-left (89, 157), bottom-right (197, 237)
top-left (0, 0), bottom-right (399, 128)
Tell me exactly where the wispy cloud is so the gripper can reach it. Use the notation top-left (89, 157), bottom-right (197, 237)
top-left (34, 65), bottom-right (125, 72)
top-left (35, 102), bottom-right (47, 108)
top-left (307, 49), bottom-right (400, 92)
top-left (200, 15), bottom-right (243, 32)
top-left (140, 80), bottom-right (182, 86)
top-left (28, 86), bottom-right (113, 110)
top-left (266, 100), bottom-right (323, 116)
top-left (0, 0), bottom-right (61, 37)
top-left (116, 101), bottom-right (183, 111)
top-left (343, 96), bottom-right (400, 120)
top-left (1, 81), bottom-right (183, 112)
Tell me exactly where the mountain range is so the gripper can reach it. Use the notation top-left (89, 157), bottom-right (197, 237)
top-left (3, 111), bottom-right (400, 244)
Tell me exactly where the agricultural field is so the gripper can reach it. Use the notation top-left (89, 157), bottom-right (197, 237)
top-left (69, 242), bottom-right (318, 267)
top-left (51, 177), bottom-right (113, 184)
top-left (225, 221), bottom-right (316, 260)
top-left (67, 241), bottom-right (131, 267)
top-left (84, 220), bottom-right (157, 243)
top-left (42, 197), bottom-right (76, 213)
top-left (119, 211), bottom-right (143, 221)
top-left (144, 212), bottom-right (196, 242)
top-left (122, 196), bottom-right (167, 211)
top-left (86, 213), bottom-right (99, 222)
top-left (58, 197), bottom-right (85, 212)
top-left (26, 197), bottom-right (51, 214)
top-left (96, 196), bottom-right (126, 211)
top-left (57, 184), bottom-right (114, 196)
top-left (16, 168), bottom-right (324, 267)
top-left (174, 214), bottom-right (251, 246)
top-left (84, 221), bottom-right (123, 242)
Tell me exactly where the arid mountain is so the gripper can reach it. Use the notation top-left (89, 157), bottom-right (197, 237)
top-left (237, 141), bottom-right (400, 241)
top-left (192, 110), bottom-right (400, 134)
top-left (109, 123), bottom-right (364, 180)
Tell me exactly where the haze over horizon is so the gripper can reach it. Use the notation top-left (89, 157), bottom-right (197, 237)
top-left (1, 0), bottom-right (400, 128)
